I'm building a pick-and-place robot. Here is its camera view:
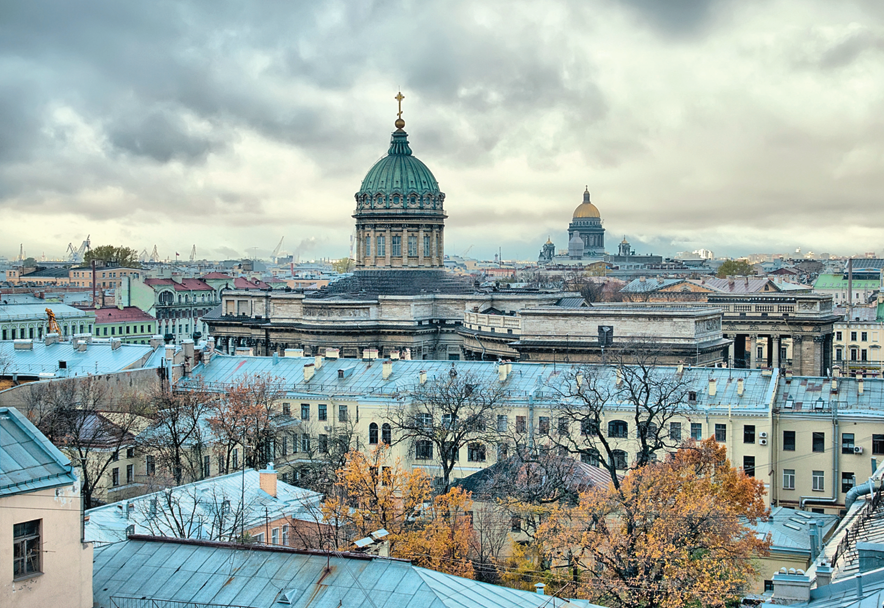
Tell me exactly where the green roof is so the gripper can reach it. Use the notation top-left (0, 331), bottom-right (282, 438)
top-left (813, 274), bottom-right (881, 290)
top-left (358, 129), bottom-right (440, 196)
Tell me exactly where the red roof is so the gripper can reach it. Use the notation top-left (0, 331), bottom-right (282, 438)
top-left (92, 307), bottom-right (157, 324)
top-left (202, 272), bottom-right (233, 280)
top-left (143, 278), bottom-right (214, 292)
top-left (234, 277), bottom-right (271, 290)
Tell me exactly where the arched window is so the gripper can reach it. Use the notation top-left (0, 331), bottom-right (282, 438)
top-left (369, 423), bottom-right (378, 445)
top-left (580, 449), bottom-right (600, 467)
top-left (381, 423), bottom-right (391, 445)
top-left (637, 422), bottom-right (658, 439)
top-left (612, 450), bottom-right (628, 470)
top-left (608, 420), bottom-right (628, 438)
top-left (159, 291), bottom-right (173, 306)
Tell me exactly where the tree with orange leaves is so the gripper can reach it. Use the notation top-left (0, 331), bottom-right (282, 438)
top-left (537, 438), bottom-right (769, 608)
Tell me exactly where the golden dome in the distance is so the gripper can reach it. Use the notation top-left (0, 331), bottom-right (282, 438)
top-left (573, 187), bottom-right (600, 219)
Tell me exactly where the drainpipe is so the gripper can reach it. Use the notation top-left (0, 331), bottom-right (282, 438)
top-left (528, 392), bottom-right (535, 453)
top-left (801, 402), bottom-right (839, 510)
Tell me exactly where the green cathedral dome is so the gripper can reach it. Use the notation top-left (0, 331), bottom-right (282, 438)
top-left (358, 129), bottom-right (440, 196)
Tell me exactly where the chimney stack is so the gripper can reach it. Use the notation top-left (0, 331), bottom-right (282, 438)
top-left (149, 334), bottom-right (163, 349)
top-left (833, 366), bottom-right (841, 378)
top-left (259, 463), bottom-right (277, 498)
top-left (498, 361), bottom-right (508, 382)
top-left (303, 363), bottom-right (315, 383)
top-left (314, 355), bottom-right (323, 370)
top-left (737, 378), bottom-right (744, 397)
top-left (382, 359), bottom-right (393, 380)
top-left (709, 378), bottom-right (717, 396)
top-left (419, 370), bottom-right (427, 385)
top-left (325, 347), bottom-right (340, 359)
top-left (182, 339), bottom-right (194, 375)
top-left (390, 350), bottom-right (400, 360)
top-left (45, 332), bottom-right (59, 346)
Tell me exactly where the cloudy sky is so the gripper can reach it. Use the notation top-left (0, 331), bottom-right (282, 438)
top-left (2, 0), bottom-right (883, 262)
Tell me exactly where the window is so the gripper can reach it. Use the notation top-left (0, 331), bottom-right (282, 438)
top-left (391, 235), bottom-right (401, 256)
top-left (416, 440), bottom-right (433, 460)
top-left (468, 443), bottom-right (486, 462)
top-left (382, 423), bottom-right (392, 445)
top-left (418, 413), bottom-right (433, 430)
top-left (497, 415), bottom-right (508, 432)
top-left (365, 236), bottom-right (371, 256)
top-left (282, 403), bottom-right (290, 416)
top-left (318, 434), bottom-right (328, 453)
top-left (688, 391), bottom-right (697, 403)
top-left (281, 436), bottom-right (288, 457)
top-left (813, 432), bottom-right (825, 453)
top-left (13, 520), bottom-right (41, 579)
top-left (516, 416), bottom-right (527, 433)
top-left (851, 331), bottom-right (858, 341)
top-left (146, 455), bottom-right (156, 475)
top-left (282, 525), bottom-right (289, 546)
top-left (836, 331), bottom-right (842, 341)
top-left (581, 449), bottom-right (600, 466)
top-left (764, 580), bottom-right (774, 593)
top-left (111, 450), bottom-right (119, 462)
top-left (873, 435), bottom-right (884, 455)
top-left (783, 430), bottom-right (796, 451)
top-left (783, 469), bottom-right (795, 490)
top-left (669, 422), bottom-right (682, 442)
top-left (612, 450), bottom-right (628, 470)
top-left (254, 533), bottom-right (265, 544)
top-left (691, 423), bottom-right (703, 440)
top-left (851, 348), bottom-right (858, 361)
top-left (338, 405), bottom-right (348, 422)
top-left (862, 349), bottom-right (868, 361)
top-left (608, 420), bottom-right (628, 438)
top-left (232, 449), bottom-right (238, 470)
top-left (538, 416), bottom-right (550, 435)
top-left (302, 434), bottom-right (312, 452)
top-left (408, 235), bottom-right (417, 257)
top-left (112, 467), bottom-right (120, 487)
top-left (756, 346), bottom-right (763, 360)
top-left (126, 464), bottom-right (133, 484)
top-left (842, 433), bottom-right (855, 454)
top-left (558, 418), bottom-right (569, 435)
top-left (842, 472), bottom-right (856, 494)
top-left (369, 422), bottom-right (378, 445)
top-left (862, 331), bottom-right (868, 341)
top-left (271, 527), bottom-right (280, 545)
top-left (812, 470), bottom-right (825, 491)
top-left (126, 447), bottom-right (135, 459)
top-left (424, 235), bottom-right (431, 256)
top-left (511, 516), bottom-right (521, 533)
top-left (318, 404), bottom-right (327, 421)
top-left (442, 414), bottom-right (458, 429)
top-left (714, 424), bottom-right (727, 442)
top-left (743, 456), bottom-right (756, 477)
top-left (376, 235), bottom-right (386, 256)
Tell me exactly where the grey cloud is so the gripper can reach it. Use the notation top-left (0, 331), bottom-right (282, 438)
top-left (817, 29), bottom-right (884, 69)
top-left (107, 108), bottom-right (229, 163)
top-left (612, 0), bottom-right (720, 36)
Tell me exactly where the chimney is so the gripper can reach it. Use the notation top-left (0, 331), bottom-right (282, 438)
top-left (832, 378), bottom-right (838, 393)
top-left (206, 337), bottom-right (215, 352)
top-left (259, 463), bottom-right (277, 498)
top-left (272, 352), bottom-right (279, 365)
top-left (785, 369), bottom-right (793, 384)
top-left (615, 368), bottom-right (622, 386)
top-left (111, 338), bottom-right (122, 351)
top-left (676, 363), bottom-right (684, 375)
top-left (45, 332), bottom-right (59, 346)
top-left (165, 344), bottom-right (175, 362)
top-left (13, 339), bottom-right (33, 351)
top-left (325, 347), bottom-right (340, 359)
top-left (284, 348), bottom-right (301, 358)
top-left (304, 363), bottom-right (315, 383)
top-left (403, 348), bottom-right (412, 360)
top-left (498, 361), bottom-right (508, 382)
top-left (419, 370), bottom-right (427, 385)
top-left (771, 569), bottom-right (811, 604)
top-left (149, 334), bottom-right (163, 349)
top-left (815, 563), bottom-right (833, 587)
top-left (534, 583), bottom-right (545, 595)
top-left (737, 378), bottom-right (744, 397)
top-left (833, 365), bottom-right (841, 378)
top-left (76, 340), bottom-right (87, 352)
top-left (314, 355), bottom-right (323, 370)
top-left (363, 348), bottom-right (378, 360)
top-left (859, 377), bottom-right (865, 395)
top-left (182, 339), bottom-right (194, 374)
top-left (390, 350), bottom-right (400, 360)
top-left (709, 378), bottom-right (717, 396)
top-left (576, 371), bottom-right (584, 388)
top-left (382, 359), bottom-right (393, 380)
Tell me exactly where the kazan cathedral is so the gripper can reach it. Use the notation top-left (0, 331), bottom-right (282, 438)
top-left (206, 98), bottom-right (567, 360)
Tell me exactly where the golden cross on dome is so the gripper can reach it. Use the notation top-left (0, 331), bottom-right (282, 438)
top-left (395, 91), bottom-right (405, 119)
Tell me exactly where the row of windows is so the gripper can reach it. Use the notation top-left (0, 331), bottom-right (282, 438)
top-left (99, 323), bottom-right (155, 336)
top-left (835, 348), bottom-right (872, 362)
top-left (366, 234), bottom-right (432, 258)
top-left (281, 403), bottom-right (333, 421)
top-left (835, 330), bottom-right (876, 342)
top-left (2, 323), bottom-right (93, 340)
top-left (780, 469), bottom-right (857, 493)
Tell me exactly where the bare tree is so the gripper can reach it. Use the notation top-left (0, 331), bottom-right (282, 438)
top-left (26, 376), bottom-right (147, 508)
top-left (546, 346), bottom-right (694, 489)
top-left (287, 416), bottom-right (361, 496)
top-left (468, 501), bottom-right (511, 583)
top-left (386, 365), bottom-right (508, 492)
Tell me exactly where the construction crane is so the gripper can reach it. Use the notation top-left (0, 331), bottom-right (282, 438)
top-left (189, 245), bottom-right (197, 263)
top-left (67, 235), bottom-right (91, 264)
top-left (461, 244), bottom-right (474, 257)
top-left (139, 248), bottom-right (150, 264)
top-left (46, 308), bottom-right (61, 335)
top-left (270, 237), bottom-right (285, 263)
top-left (149, 245), bottom-right (160, 263)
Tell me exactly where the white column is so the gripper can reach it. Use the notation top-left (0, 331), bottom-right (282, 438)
top-left (418, 226), bottom-right (425, 267)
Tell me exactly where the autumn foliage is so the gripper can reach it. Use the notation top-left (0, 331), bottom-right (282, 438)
top-left (537, 438), bottom-right (769, 608)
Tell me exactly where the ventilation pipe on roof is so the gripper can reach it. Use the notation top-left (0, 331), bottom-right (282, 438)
top-left (149, 334), bottom-right (163, 349)
top-left (304, 363), bottom-right (315, 383)
top-left (272, 352), bottom-right (279, 365)
top-left (45, 332), bottom-right (60, 346)
top-left (111, 338), bottom-right (122, 351)
top-left (737, 378), bottom-right (744, 397)
top-left (314, 355), bottom-right (323, 370)
top-left (382, 359), bottom-right (393, 381)
top-left (325, 347), bottom-right (340, 359)
top-left (419, 370), bottom-right (427, 385)
top-left (534, 583), bottom-right (545, 595)
top-left (182, 339), bottom-right (194, 375)
top-left (390, 350), bottom-right (400, 361)
top-left (498, 361), bottom-right (508, 382)
top-left (858, 372), bottom-right (864, 396)
top-left (676, 363), bottom-right (684, 375)
top-left (833, 366), bottom-right (841, 378)
top-left (13, 339), bottom-right (33, 351)
top-left (708, 378), bottom-right (717, 397)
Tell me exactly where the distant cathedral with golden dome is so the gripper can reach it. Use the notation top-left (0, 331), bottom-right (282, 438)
top-left (538, 187), bottom-right (607, 264)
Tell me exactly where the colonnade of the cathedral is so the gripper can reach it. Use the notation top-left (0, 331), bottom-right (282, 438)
top-left (355, 224), bottom-right (445, 269)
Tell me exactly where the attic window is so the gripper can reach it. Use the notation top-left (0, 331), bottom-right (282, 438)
top-left (688, 391), bottom-right (697, 403)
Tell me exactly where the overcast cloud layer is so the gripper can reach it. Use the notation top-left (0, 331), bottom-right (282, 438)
top-left (2, 0), bottom-right (883, 262)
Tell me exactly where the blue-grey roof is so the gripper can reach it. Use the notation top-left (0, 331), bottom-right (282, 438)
top-left (0, 339), bottom-right (160, 377)
top-left (0, 406), bottom-right (77, 497)
top-left (761, 567), bottom-right (884, 608)
top-left (751, 507), bottom-right (839, 555)
top-left (779, 376), bottom-right (884, 418)
top-left (85, 469), bottom-right (322, 546)
top-left (92, 537), bottom-right (592, 608)
top-left (186, 355), bottom-right (778, 414)
top-left (0, 302), bottom-right (95, 323)
top-left (621, 278), bottom-right (691, 293)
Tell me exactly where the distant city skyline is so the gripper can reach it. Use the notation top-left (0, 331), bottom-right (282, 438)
top-left (2, 1), bottom-right (883, 262)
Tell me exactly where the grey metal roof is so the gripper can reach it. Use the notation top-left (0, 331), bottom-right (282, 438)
top-left (85, 469), bottom-right (322, 546)
top-left (92, 537), bottom-right (591, 608)
top-left (0, 406), bottom-right (77, 497)
top-left (0, 339), bottom-right (160, 377)
top-left (187, 355), bottom-right (777, 414)
top-left (750, 507), bottom-right (839, 554)
top-left (779, 376), bottom-right (884, 418)
top-left (0, 302), bottom-right (95, 323)
top-left (760, 567), bottom-right (884, 608)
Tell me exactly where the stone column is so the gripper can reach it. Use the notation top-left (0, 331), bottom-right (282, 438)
top-left (749, 335), bottom-right (757, 369)
top-left (367, 228), bottom-right (375, 267)
top-left (727, 335), bottom-right (735, 367)
top-left (402, 227), bottom-right (409, 267)
top-left (385, 226), bottom-right (392, 267)
top-left (430, 227), bottom-right (438, 266)
top-left (772, 335), bottom-right (781, 368)
top-left (792, 335), bottom-right (803, 374)
top-left (418, 226), bottom-right (425, 267)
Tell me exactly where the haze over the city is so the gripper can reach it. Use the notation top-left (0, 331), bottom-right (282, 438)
top-left (2, 0), bottom-right (883, 261)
